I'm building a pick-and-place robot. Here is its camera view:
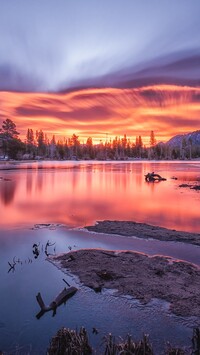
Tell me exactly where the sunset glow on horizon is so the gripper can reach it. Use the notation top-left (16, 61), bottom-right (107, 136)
top-left (0, 84), bottom-right (200, 145)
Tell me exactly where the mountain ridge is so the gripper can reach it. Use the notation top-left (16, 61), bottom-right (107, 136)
top-left (166, 130), bottom-right (200, 147)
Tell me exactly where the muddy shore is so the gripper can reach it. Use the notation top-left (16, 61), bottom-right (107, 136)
top-left (50, 248), bottom-right (200, 317)
top-left (85, 220), bottom-right (200, 246)
top-left (49, 221), bottom-right (200, 317)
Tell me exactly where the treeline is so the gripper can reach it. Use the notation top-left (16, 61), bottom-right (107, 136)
top-left (0, 119), bottom-right (200, 160)
top-left (24, 128), bottom-right (157, 160)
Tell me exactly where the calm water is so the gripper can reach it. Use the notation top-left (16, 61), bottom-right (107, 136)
top-left (0, 160), bottom-right (200, 231)
top-left (0, 160), bottom-right (200, 354)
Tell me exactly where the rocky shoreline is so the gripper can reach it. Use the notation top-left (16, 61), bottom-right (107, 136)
top-left (85, 220), bottom-right (200, 246)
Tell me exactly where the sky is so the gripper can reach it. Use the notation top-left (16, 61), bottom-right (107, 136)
top-left (0, 0), bottom-right (200, 144)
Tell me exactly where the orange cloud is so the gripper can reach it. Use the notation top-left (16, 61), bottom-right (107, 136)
top-left (0, 84), bottom-right (200, 145)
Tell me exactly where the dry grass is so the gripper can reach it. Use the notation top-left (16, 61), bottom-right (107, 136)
top-left (47, 326), bottom-right (200, 355)
top-left (47, 327), bottom-right (92, 355)
top-left (103, 333), bottom-right (153, 354)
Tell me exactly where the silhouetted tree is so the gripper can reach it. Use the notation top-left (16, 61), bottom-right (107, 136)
top-left (150, 131), bottom-right (156, 147)
top-left (0, 119), bottom-right (24, 159)
top-left (71, 134), bottom-right (80, 158)
top-left (26, 128), bottom-right (35, 155)
top-left (134, 135), bottom-right (143, 157)
top-left (37, 130), bottom-right (46, 156)
top-left (1, 118), bottom-right (19, 139)
top-left (7, 138), bottom-right (25, 159)
top-left (56, 140), bottom-right (65, 159)
top-left (86, 137), bottom-right (94, 159)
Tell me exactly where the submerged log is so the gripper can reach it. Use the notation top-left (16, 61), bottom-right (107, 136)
top-left (145, 173), bottom-right (167, 182)
top-left (36, 292), bottom-right (47, 310)
top-left (36, 286), bottom-right (78, 319)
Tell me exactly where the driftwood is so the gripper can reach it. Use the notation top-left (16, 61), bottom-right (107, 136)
top-left (36, 286), bottom-right (78, 319)
top-left (145, 173), bottom-right (167, 182)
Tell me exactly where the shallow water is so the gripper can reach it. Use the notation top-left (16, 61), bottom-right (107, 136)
top-left (0, 161), bottom-right (200, 354)
top-left (1, 227), bottom-right (199, 354)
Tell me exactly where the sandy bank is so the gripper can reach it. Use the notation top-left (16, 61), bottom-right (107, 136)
top-left (85, 220), bottom-right (200, 246)
top-left (50, 249), bottom-right (200, 317)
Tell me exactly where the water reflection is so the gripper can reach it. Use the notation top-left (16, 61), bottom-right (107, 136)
top-left (26, 170), bottom-right (33, 195)
top-left (0, 161), bottom-right (199, 232)
top-left (0, 179), bottom-right (18, 206)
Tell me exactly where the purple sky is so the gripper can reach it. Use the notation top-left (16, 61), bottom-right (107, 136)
top-left (0, 0), bottom-right (200, 92)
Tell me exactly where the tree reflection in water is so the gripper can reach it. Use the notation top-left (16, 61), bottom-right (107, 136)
top-left (0, 178), bottom-right (18, 206)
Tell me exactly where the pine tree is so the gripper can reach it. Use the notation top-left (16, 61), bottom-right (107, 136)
top-left (26, 128), bottom-right (34, 145)
top-left (150, 131), bottom-right (156, 147)
top-left (138, 136), bottom-right (143, 147)
top-left (1, 119), bottom-right (19, 139)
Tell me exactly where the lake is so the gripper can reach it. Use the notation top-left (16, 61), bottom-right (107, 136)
top-left (0, 160), bottom-right (200, 354)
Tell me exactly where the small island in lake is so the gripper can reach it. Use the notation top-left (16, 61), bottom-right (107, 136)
top-left (85, 220), bottom-right (200, 246)
top-left (49, 220), bottom-right (200, 318)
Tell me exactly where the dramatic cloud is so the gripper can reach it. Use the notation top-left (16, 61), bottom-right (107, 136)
top-left (1, 85), bottom-right (200, 144)
top-left (0, 1), bottom-right (199, 142)
top-left (0, 0), bottom-right (200, 92)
